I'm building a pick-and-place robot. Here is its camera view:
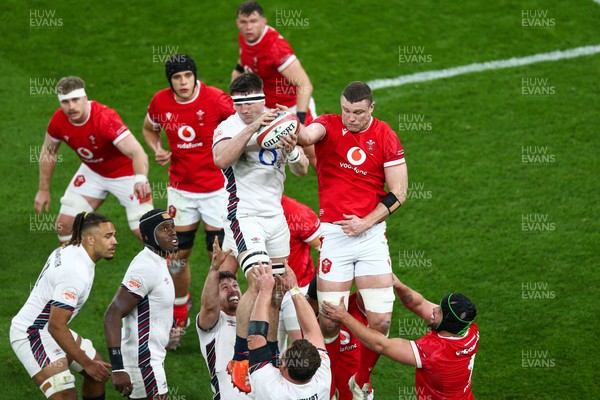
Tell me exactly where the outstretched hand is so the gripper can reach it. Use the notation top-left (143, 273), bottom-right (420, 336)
top-left (210, 237), bottom-right (233, 271)
top-left (322, 297), bottom-right (348, 323)
top-left (275, 262), bottom-right (299, 291)
top-left (251, 261), bottom-right (275, 292)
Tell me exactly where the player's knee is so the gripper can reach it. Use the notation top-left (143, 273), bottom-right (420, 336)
top-left (70, 337), bottom-right (97, 373)
top-left (359, 287), bottom-right (394, 313)
top-left (177, 229), bottom-right (197, 251)
top-left (205, 229), bottom-right (224, 251)
top-left (359, 287), bottom-right (394, 333)
top-left (126, 202), bottom-right (154, 231)
top-left (316, 290), bottom-right (350, 314)
top-left (39, 370), bottom-right (75, 398)
top-left (240, 250), bottom-right (270, 277)
top-left (59, 191), bottom-right (94, 217)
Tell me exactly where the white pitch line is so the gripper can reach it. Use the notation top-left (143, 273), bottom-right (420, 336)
top-left (367, 44), bottom-right (600, 90)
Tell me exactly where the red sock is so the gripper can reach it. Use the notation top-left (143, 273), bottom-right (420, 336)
top-left (355, 344), bottom-right (380, 388)
top-left (173, 294), bottom-right (191, 326)
top-left (325, 336), bottom-right (340, 399)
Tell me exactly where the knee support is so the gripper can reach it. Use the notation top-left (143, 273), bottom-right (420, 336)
top-left (205, 229), bottom-right (225, 251)
top-left (70, 336), bottom-right (97, 373)
top-left (271, 262), bottom-right (285, 275)
top-left (241, 251), bottom-right (270, 276)
top-left (59, 190), bottom-right (94, 217)
top-left (40, 370), bottom-right (75, 398)
top-left (359, 287), bottom-right (395, 314)
top-left (126, 201), bottom-right (154, 231)
top-left (316, 291), bottom-right (350, 314)
top-left (177, 229), bottom-right (197, 250)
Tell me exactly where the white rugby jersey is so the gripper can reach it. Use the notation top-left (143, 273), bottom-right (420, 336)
top-left (213, 112), bottom-right (286, 218)
top-left (197, 311), bottom-right (250, 399)
top-left (11, 245), bottom-right (96, 337)
top-left (250, 348), bottom-right (331, 400)
top-left (120, 247), bottom-right (174, 368)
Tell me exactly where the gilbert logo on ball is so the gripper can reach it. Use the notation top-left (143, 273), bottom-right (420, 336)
top-left (256, 111), bottom-right (299, 149)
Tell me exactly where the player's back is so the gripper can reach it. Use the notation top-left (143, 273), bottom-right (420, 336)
top-left (413, 324), bottom-right (480, 400)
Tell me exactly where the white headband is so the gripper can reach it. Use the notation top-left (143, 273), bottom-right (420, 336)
top-left (232, 93), bottom-right (265, 104)
top-left (58, 88), bottom-right (87, 102)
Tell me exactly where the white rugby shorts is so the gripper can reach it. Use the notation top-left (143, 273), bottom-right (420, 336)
top-left (318, 222), bottom-right (391, 283)
top-left (10, 327), bottom-right (95, 377)
top-left (167, 186), bottom-right (227, 228)
top-left (126, 363), bottom-right (168, 399)
top-left (224, 213), bottom-right (290, 259)
top-left (66, 163), bottom-right (151, 209)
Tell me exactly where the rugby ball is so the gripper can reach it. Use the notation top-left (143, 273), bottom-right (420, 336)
top-left (256, 111), bottom-right (300, 150)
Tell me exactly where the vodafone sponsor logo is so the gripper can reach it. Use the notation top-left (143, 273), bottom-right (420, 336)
top-left (77, 147), bottom-right (94, 160)
top-left (177, 125), bottom-right (196, 142)
top-left (346, 147), bottom-right (366, 165)
top-left (177, 125), bottom-right (204, 149)
top-left (62, 287), bottom-right (78, 302)
top-left (339, 329), bottom-right (351, 345)
top-left (340, 146), bottom-right (368, 175)
top-left (126, 275), bottom-right (143, 291)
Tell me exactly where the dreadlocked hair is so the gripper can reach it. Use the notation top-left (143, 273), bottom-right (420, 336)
top-left (67, 212), bottom-right (111, 246)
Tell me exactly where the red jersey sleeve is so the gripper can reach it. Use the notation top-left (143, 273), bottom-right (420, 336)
top-left (100, 107), bottom-right (129, 144)
top-left (298, 206), bottom-right (320, 243)
top-left (146, 96), bottom-right (160, 126)
top-left (382, 122), bottom-right (405, 166)
top-left (215, 89), bottom-right (235, 120)
top-left (272, 36), bottom-right (296, 71)
top-left (47, 111), bottom-right (62, 141)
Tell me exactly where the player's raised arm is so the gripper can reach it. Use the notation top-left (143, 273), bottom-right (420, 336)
top-left (247, 263), bottom-right (275, 351)
top-left (297, 122), bottom-right (325, 146)
top-left (392, 274), bottom-right (437, 322)
top-left (278, 263), bottom-right (325, 349)
top-left (231, 59), bottom-right (243, 82)
top-left (322, 298), bottom-right (417, 366)
top-left (213, 109), bottom-right (276, 169)
top-left (34, 133), bottom-right (61, 215)
top-left (198, 238), bottom-right (233, 330)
